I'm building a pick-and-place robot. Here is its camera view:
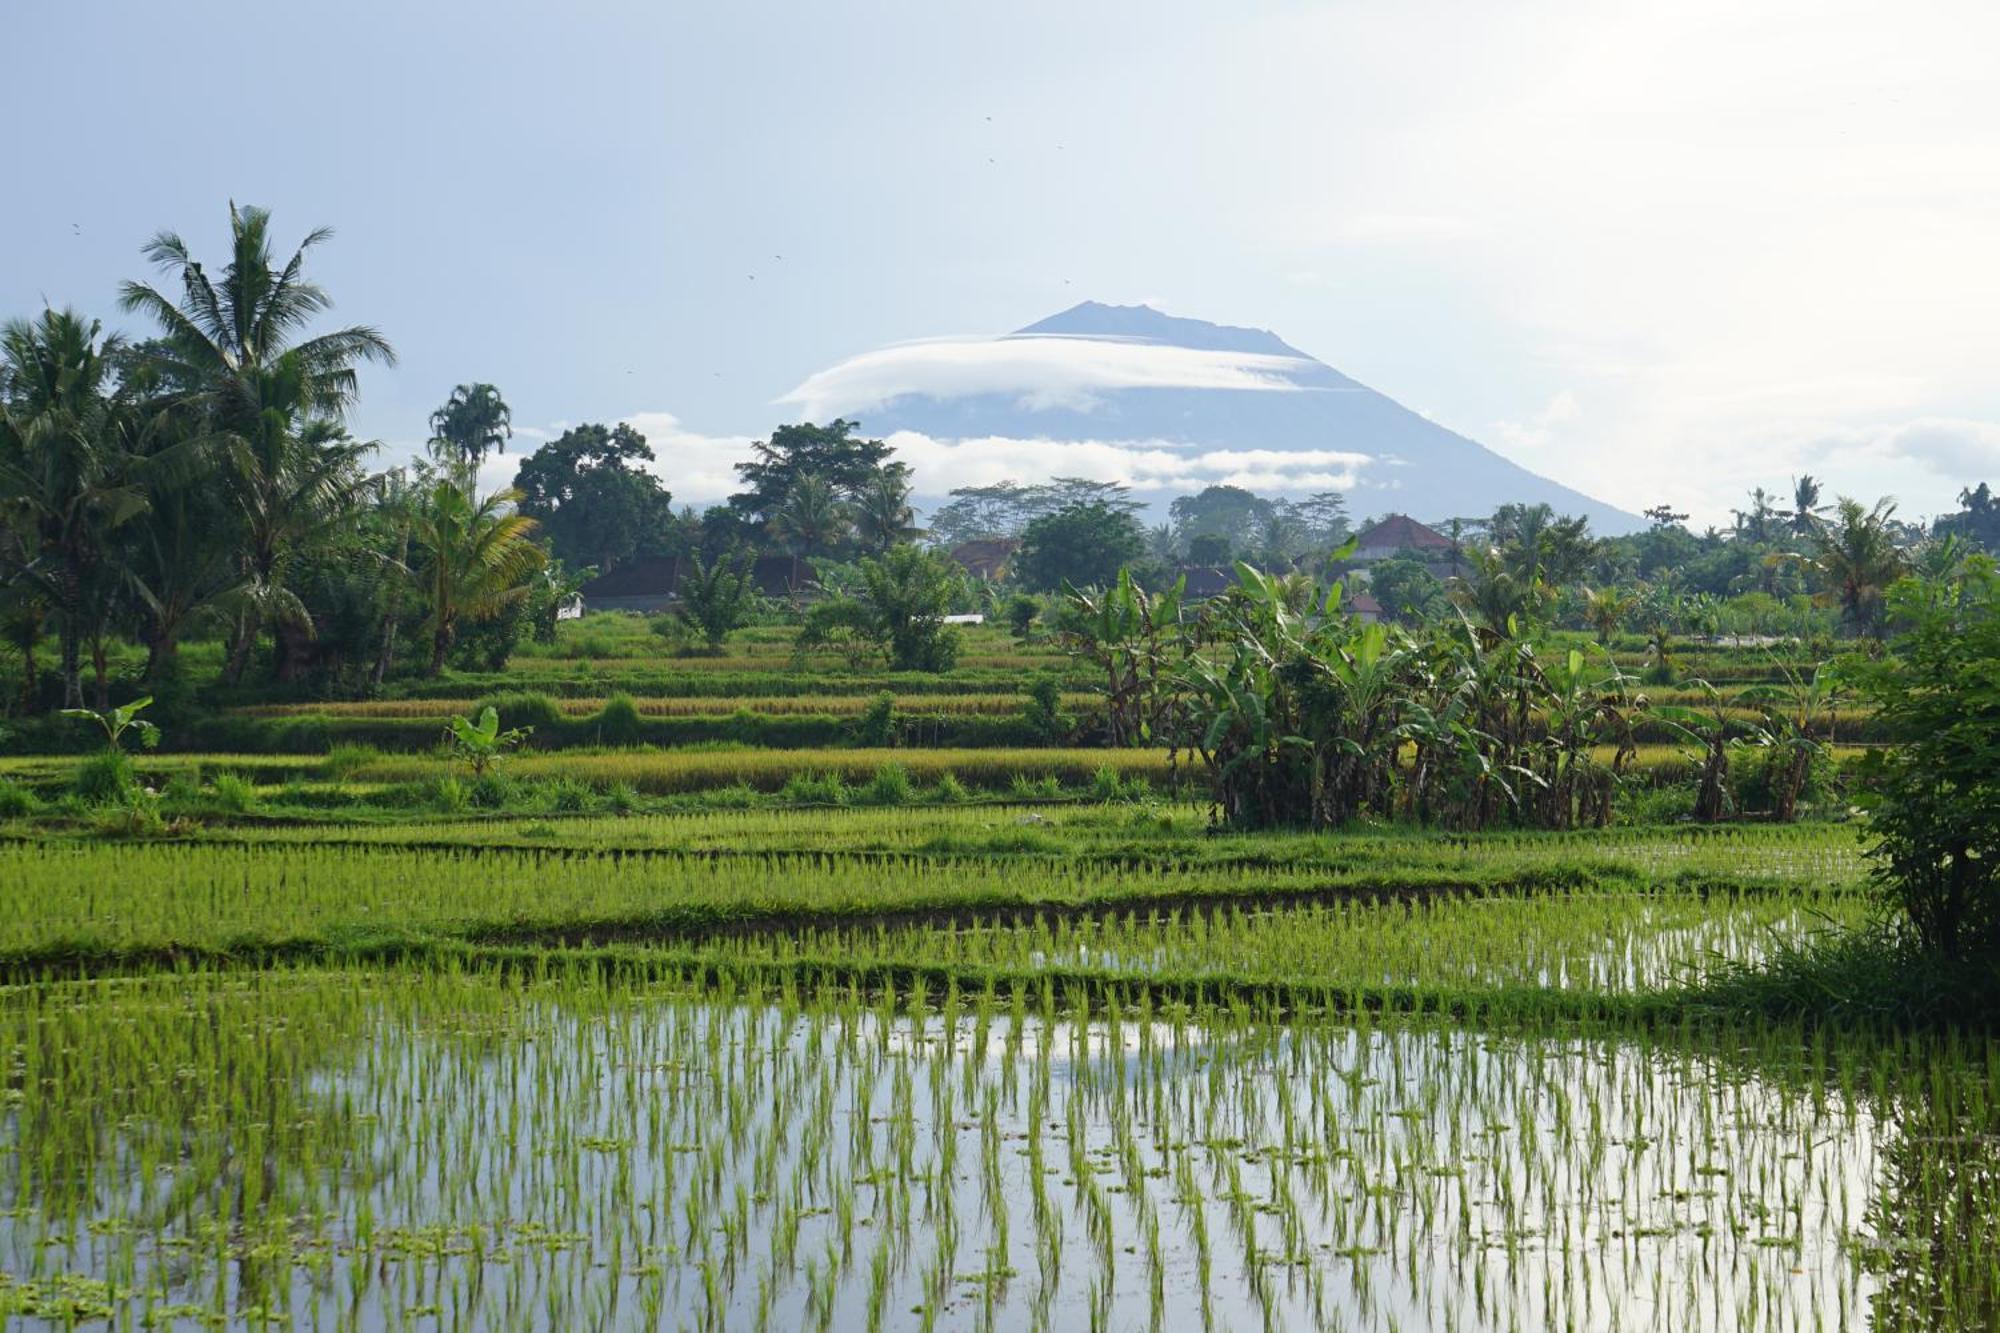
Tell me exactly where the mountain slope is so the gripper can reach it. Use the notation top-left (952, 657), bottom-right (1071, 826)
top-left (824, 302), bottom-right (1642, 533)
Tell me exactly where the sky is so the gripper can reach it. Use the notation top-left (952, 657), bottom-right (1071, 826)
top-left (8, 0), bottom-right (2000, 528)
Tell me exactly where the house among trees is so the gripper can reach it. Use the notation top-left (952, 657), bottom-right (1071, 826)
top-left (1350, 514), bottom-right (1457, 566)
top-left (1347, 591), bottom-right (1385, 623)
top-left (578, 555), bottom-right (818, 613)
top-left (1175, 566), bottom-right (1235, 601)
top-left (948, 538), bottom-right (1020, 582)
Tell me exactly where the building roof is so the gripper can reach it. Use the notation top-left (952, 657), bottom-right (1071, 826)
top-left (578, 556), bottom-right (680, 599)
top-left (579, 554), bottom-right (820, 601)
top-left (949, 538), bottom-right (1020, 578)
top-left (1347, 591), bottom-right (1384, 616)
top-left (1353, 513), bottom-right (1455, 553)
top-left (1176, 565), bottom-right (1234, 599)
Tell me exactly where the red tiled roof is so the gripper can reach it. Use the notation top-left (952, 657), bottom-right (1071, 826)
top-left (1354, 514), bottom-right (1454, 551)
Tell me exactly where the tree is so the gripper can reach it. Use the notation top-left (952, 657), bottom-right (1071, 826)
top-left (1368, 555), bottom-right (1444, 624)
top-left (1185, 532), bottom-right (1233, 566)
top-left (1731, 487), bottom-right (1783, 544)
top-left (1282, 491), bottom-right (1351, 550)
top-left (675, 552), bottom-right (759, 648)
top-left (925, 476), bottom-right (1140, 545)
top-left (0, 309), bottom-right (149, 708)
top-left (428, 383), bottom-right (511, 471)
top-left (1805, 496), bottom-right (1905, 638)
top-left (1935, 483), bottom-right (2000, 552)
top-left (1015, 502), bottom-right (1145, 592)
top-left (1581, 585), bottom-right (1636, 644)
top-left (1783, 474), bottom-right (1828, 538)
top-left (797, 544), bottom-right (962, 672)
top-left (119, 203), bottom-right (394, 684)
top-left (407, 479), bottom-right (547, 675)
top-left (767, 472), bottom-right (852, 558)
top-left (1851, 560), bottom-right (2000, 958)
top-left (730, 419), bottom-right (900, 525)
top-left (1169, 484), bottom-right (1274, 552)
top-left (853, 470), bottom-right (923, 553)
top-left (511, 423), bottom-right (674, 571)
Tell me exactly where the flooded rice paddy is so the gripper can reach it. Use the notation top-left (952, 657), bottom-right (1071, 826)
top-left (2, 966), bottom-right (1993, 1330)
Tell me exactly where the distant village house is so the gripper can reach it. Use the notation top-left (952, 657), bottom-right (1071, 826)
top-left (577, 555), bottom-right (819, 614)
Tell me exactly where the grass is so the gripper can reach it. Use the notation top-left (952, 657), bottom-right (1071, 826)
top-left (2, 624), bottom-right (1990, 1328)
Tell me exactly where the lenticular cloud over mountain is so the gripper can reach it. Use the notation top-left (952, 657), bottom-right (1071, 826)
top-left (786, 302), bottom-right (1641, 530)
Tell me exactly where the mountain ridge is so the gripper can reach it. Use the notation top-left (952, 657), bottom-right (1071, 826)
top-left (840, 302), bottom-right (1643, 533)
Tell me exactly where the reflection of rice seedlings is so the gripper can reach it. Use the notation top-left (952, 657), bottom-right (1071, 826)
top-left (0, 962), bottom-right (1993, 1329)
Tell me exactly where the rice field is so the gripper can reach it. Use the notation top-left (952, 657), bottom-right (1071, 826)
top-left (0, 718), bottom-right (1990, 1326)
top-left (3, 965), bottom-right (1995, 1330)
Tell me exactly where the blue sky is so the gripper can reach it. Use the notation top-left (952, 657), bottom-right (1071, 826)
top-left (9, 1), bottom-right (2000, 526)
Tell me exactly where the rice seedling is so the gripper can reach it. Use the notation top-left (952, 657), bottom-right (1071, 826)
top-left (36, 963), bottom-right (1923, 1331)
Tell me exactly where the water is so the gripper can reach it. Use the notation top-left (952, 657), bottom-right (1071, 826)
top-left (0, 970), bottom-right (1990, 1329)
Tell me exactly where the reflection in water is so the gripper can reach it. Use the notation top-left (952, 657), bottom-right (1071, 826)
top-left (0, 967), bottom-right (1992, 1330)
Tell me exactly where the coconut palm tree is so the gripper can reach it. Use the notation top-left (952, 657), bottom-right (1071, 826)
top-left (0, 309), bottom-right (147, 707)
top-left (1784, 474), bottom-right (1827, 538)
top-left (407, 479), bottom-right (546, 675)
top-left (1808, 496), bottom-right (1905, 638)
top-left (427, 383), bottom-right (512, 473)
top-left (768, 472), bottom-right (851, 558)
top-left (852, 471), bottom-right (923, 553)
top-left (119, 204), bottom-right (394, 682)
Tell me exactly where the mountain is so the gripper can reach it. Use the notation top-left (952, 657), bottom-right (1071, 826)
top-left (823, 301), bottom-right (1640, 533)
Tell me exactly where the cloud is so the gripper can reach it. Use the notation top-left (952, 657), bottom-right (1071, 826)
top-left (1490, 390), bottom-right (1581, 454)
top-left (781, 336), bottom-right (1323, 419)
top-left (476, 412), bottom-right (757, 507)
top-left (1877, 417), bottom-right (2000, 476)
top-left (882, 431), bottom-right (1371, 496)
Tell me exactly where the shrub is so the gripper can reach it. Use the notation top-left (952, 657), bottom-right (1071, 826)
top-left (1006, 593), bottom-right (1041, 641)
top-left (931, 772), bottom-right (970, 804)
top-left (1009, 772), bottom-right (1063, 800)
top-left (779, 771), bottom-right (850, 805)
top-left (1851, 563), bottom-right (2000, 958)
top-left (861, 764), bottom-right (914, 806)
top-left (89, 796), bottom-right (172, 840)
top-left (593, 693), bottom-right (646, 746)
top-left (1022, 676), bottom-right (1069, 744)
top-left (73, 750), bottom-right (135, 804)
top-left (429, 776), bottom-right (471, 814)
top-left (1731, 744), bottom-right (1837, 817)
top-left (209, 773), bottom-right (259, 814)
top-left (540, 776), bottom-right (597, 813)
top-left (479, 691), bottom-right (564, 733)
top-left (470, 773), bottom-right (517, 809)
top-left (0, 780), bottom-right (38, 818)
top-left (851, 692), bottom-right (897, 747)
top-left (323, 744), bottom-right (381, 781)
top-left (604, 781), bottom-right (640, 814)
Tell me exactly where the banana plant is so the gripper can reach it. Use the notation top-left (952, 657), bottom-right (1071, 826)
top-left (1648, 679), bottom-right (1735, 822)
top-left (60, 695), bottom-right (160, 753)
top-left (1736, 657), bottom-right (1839, 821)
top-left (443, 705), bottom-right (531, 777)
top-left (1057, 570), bottom-right (1185, 747)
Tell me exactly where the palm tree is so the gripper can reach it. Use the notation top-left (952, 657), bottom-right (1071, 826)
top-left (119, 204), bottom-right (394, 682)
top-left (0, 309), bottom-right (146, 707)
top-left (1784, 474), bottom-right (1827, 538)
top-left (427, 383), bottom-right (512, 473)
top-left (407, 480), bottom-right (546, 675)
top-left (852, 471), bottom-right (922, 553)
top-left (1581, 585), bottom-right (1635, 644)
top-left (0, 583), bottom-right (48, 709)
top-left (1808, 496), bottom-right (1905, 637)
top-left (767, 472), bottom-right (851, 558)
